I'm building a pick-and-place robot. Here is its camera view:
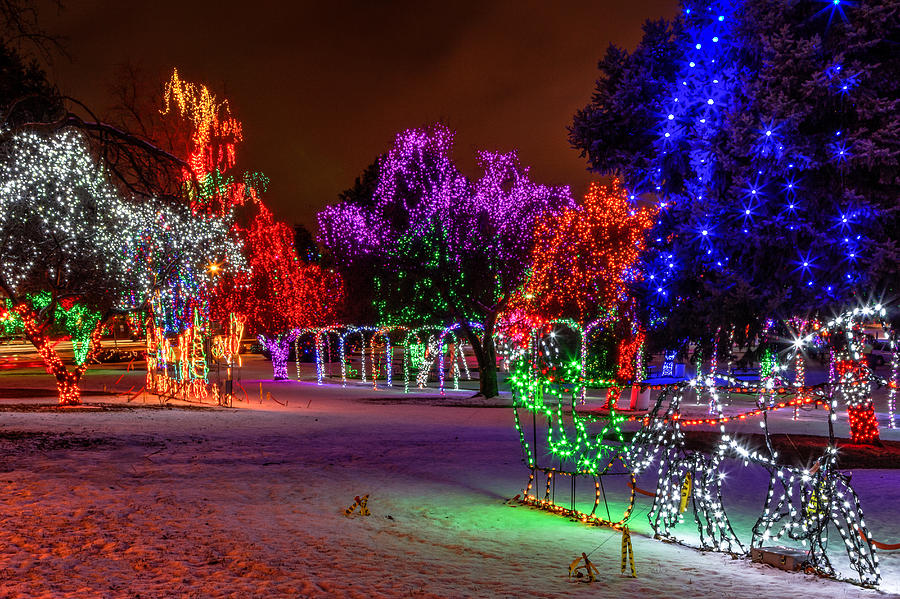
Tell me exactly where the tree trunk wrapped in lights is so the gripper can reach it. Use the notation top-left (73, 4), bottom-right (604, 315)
top-left (797, 305), bottom-right (890, 445)
top-left (259, 331), bottom-right (299, 381)
top-left (12, 303), bottom-right (101, 406)
top-left (837, 355), bottom-right (879, 445)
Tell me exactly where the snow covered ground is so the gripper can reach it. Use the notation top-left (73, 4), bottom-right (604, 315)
top-left (0, 352), bottom-right (898, 598)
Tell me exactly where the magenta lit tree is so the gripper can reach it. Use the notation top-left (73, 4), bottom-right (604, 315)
top-left (319, 124), bottom-right (572, 397)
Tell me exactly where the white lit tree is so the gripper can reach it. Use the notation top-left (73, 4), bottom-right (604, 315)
top-left (0, 128), bottom-right (239, 404)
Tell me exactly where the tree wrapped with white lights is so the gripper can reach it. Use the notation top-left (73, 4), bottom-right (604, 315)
top-left (0, 127), bottom-right (239, 404)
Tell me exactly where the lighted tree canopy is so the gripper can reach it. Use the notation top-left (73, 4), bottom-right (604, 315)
top-left (319, 124), bottom-right (573, 397)
top-left (137, 68), bottom-right (266, 340)
top-left (516, 179), bottom-right (656, 391)
top-left (0, 31), bottom-right (247, 404)
top-left (570, 0), bottom-right (900, 347)
top-left (0, 128), bottom-right (239, 404)
top-left (527, 179), bottom-right (655, 326)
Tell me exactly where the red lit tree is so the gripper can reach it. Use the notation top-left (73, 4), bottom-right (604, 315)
top-left (160, 68), bottom-right (266, 216)
top-left (529, 180), bottom-right (654, 322)
top-left (525, 180), bottom-right (655, 402)
top-left (213, 203), bottom-right (342, 379)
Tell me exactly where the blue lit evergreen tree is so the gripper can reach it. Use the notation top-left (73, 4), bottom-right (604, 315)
top-left (571, 0), bottom-right (899, 348)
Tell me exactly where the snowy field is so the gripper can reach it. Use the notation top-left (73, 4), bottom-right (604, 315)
top-left (0, 352), bottom-right (898, 598)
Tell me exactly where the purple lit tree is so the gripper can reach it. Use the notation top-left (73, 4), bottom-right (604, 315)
top-left (319, 124), bottom-right (573, 397)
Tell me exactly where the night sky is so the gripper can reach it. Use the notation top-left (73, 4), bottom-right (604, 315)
top-left (36, 0), bottom-right (678, 231)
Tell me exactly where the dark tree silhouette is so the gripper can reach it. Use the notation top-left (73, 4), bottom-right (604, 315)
top-left (293, 223), bottom-right (320, 263)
